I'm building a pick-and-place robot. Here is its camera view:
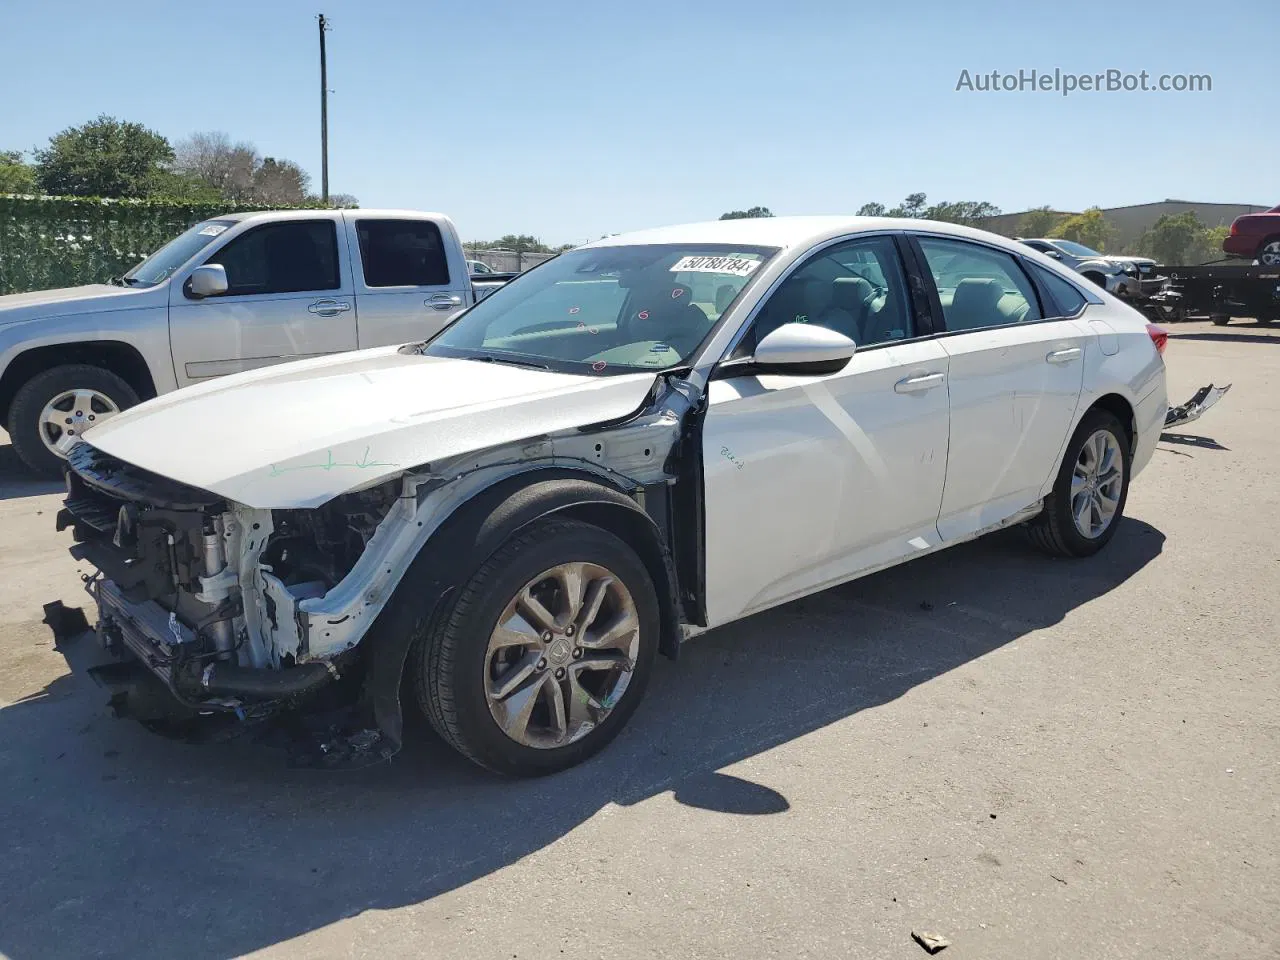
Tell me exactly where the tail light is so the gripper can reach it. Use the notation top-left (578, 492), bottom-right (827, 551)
top-left (1229, 220), bottom-right (1239, 236)
top-left (1146, 323), bottom-right (1168, 356)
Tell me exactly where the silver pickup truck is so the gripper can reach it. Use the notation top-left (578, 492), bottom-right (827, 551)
top-left (0, 209), bottom-right (512, 474)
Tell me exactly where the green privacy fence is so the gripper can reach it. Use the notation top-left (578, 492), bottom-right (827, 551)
top-left (0, 195), bottom-right (283, 295)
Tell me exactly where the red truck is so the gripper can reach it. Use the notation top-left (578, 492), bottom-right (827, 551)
top-left (1222, 205), bottom-right (1280, 265)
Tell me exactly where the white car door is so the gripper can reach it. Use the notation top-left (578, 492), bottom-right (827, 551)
top-left (701, 234), bottom-right (951, 627)
top-left (344, 214), bottom-right (474, 348)
top-left (168, 217), bottom-right (357, 385)
top-left (911, 234), bottom-right (1087, 541)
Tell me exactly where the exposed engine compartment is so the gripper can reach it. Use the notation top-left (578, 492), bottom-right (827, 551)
top-left (57, 443), bottom-right (400, 723)
top-left (260, 481), bottom-right (400, 591)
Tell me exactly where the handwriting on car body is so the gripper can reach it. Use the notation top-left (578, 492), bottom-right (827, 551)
top-left (269, 446), bottom-right (400, 477)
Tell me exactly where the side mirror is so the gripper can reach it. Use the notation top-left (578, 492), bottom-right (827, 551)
top-left (188, 264), bottom-right (228, 298)
top-left (751, 323), bottom-right (857, 375)
top-left (1043, 250), bottom-right (1063, 260)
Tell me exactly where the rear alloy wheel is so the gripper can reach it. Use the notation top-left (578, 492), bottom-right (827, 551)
top-left (1027, 409), bottom-right (1131, 558)
top-left (7, 365), bottom-right (139, 475)
top-left (414, 517), bottom-right (659, 776)
top-left (1258, 239), bottom-right (1280, 267)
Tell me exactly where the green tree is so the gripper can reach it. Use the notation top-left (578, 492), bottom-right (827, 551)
top-left (923, 199), bottom-right (1001, 226)
top-left (856, 202), bottom-right (886, 216)
top-left (1018, 206), bottom-right (1066, 237)
top-left (1197, 226), bottom-right (1229, 264)
top-left (1051, 207), bottom-right (1114, 252)
top-left (485, 234), bottom-right (551, 253)
top-left (34, 115), bottom-right (174, 197)
top-left (887, 192), bottom-right (928, 218)
top-left (0, 150), bottom-right (38, 193)
top-left (1136, 212), bottom-right (1203, 264)
top-left (719, 206), bottom-right (774, 220)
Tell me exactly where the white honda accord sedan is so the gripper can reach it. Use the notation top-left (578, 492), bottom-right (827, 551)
top-left (59, 216), bottom-right (1168, 775)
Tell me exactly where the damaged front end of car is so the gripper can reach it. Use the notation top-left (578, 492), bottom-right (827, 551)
top-left (56, 371), bottom-right (702, 767)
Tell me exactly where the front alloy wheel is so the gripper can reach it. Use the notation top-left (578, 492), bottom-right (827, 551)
top-left (413, 517), bottom-right (659, 776)
top-left (484, 562), bottom-right (640, 749)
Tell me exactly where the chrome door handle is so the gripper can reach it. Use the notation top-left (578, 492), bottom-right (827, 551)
top-left (426, 293), bottom-right (463, 311)
top-left (308, 298), bottom-right (351, 316)
top-left (1046, 347), bottom-right (1082, 364)
top-left (894, 372), bottom-right (946, 394)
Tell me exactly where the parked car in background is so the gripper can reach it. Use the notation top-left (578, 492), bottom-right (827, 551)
top-left (1221, 205), bottom-right (1280, 264)
top-left (1017, 238), bottom-right (1160, 299)
top-left (467, 259), bottom-right (497, 275)
top-left (60, 215), bottom-right (1173, 776)
top-left (0, 209), bottom-right (510, 474)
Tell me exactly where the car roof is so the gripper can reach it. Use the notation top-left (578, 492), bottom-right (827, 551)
top-left (580, 215), bottom-right (1029, 254)
top-left (212, 209), bottom-right (452, 223)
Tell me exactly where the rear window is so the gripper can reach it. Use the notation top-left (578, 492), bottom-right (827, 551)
top-left (357, 219), bottom-right (451, 287)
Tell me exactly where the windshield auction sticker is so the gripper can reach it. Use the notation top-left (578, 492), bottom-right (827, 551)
top-left (669, 255), bottom-right (761, 277)
top-left (198, 224), bottom-right (229, 236)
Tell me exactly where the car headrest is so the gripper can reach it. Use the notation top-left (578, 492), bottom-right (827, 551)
top-left (832, 276), bottom-right (873, 312)
top-left (949, 278), bottom-right (1005, 330)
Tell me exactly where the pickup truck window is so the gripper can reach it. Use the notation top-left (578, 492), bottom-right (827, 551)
top-left (356, 219), bottom-right (451, 287)
top-left (123, 220), bottom-right (236, 286)
top-left (204, 220), bottom-right (340, 296)
top-left (424, 243), bottom-right (778, 375)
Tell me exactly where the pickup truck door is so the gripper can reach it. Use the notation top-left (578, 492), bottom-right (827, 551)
top-left (342, 213), bottom-right (474, 348)
top-left (167, 217), bottom-right (358, 385)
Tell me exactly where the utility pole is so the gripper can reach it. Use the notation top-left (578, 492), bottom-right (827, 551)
top-left (317, 13), bottom-right (330, 204)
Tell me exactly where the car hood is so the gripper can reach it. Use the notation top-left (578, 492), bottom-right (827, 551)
top-left (1099, 255), bottom-right (1158, 267)
top-left (0, 284), bottom-right (161, 327)
top-left (82, 346), bottom-right (658, 509)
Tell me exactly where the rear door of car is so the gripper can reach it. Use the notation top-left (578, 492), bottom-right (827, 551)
top-left (344, 213), bottom-right (473, 347)
top-left (908, 233), bottom-right (1088, 541)
top-left (168, 216), bottom-right (357, 386)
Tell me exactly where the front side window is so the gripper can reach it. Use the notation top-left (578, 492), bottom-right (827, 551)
top-left (357, 219), bottom-right (450, 287)
top-left (735, 235), bottom-right (912, 357)
top-left (424, 244), bottom-right (778, 375)
top-left (204, 220), bottom-right (340, 296)
top-left (124, 220), bottom-right (235, 286)
top-left (916, 237), bottom-right (1042, 331)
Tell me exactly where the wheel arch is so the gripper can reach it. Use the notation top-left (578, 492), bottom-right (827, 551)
top-left (1089, 392), bottom-right (1137, 452)
top-left (0, 340), bottom-right (158, 427)
top-left (362, 466), bottom-right (682, 751)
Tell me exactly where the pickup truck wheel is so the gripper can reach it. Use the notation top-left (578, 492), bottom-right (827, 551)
top-left (412, 517), bottom-right (659, 777)
top-left (1210, 315), bottom-right (1230, 326)
top-left (8, 365), bottom-right (139, 475)
top-left (1027, 409), bottom-right (1131, 558)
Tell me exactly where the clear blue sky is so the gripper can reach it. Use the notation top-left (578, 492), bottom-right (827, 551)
top-left (5, 0), bottom-right (1275, 244)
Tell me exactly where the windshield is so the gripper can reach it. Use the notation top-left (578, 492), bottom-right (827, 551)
top-left (424, 243), bottom-right (778, 375)
top-left (123, 220), bottom-right (235, 286)
top-left (1052, 239), bottom-right (1101, 258)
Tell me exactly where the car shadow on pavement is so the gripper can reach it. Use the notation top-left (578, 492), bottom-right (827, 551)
top-left (0, 440), bottom-right (62, 501)
top-left (0, 519), bottom-right (1164, 960)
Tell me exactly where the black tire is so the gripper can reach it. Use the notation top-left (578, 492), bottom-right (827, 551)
top-left (1210, 315), bottom-right (1230, 327)
top-left (411, 517), bottom-right (659, 776)
top-left (1027, 408), bottom-right (1132, 558)
top-left (7, 365), bottom-right (140, 476)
